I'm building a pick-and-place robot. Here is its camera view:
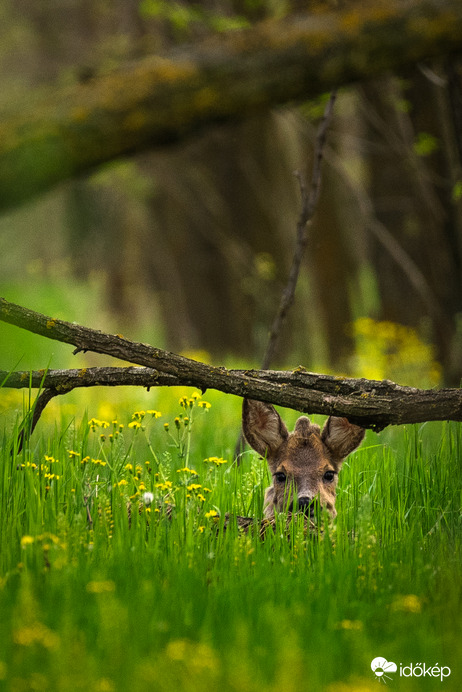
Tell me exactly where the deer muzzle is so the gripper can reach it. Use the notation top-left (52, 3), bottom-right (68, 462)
top-left (289, 496), bottom-right (317, 517)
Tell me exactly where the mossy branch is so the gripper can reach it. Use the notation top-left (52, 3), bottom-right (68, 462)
top-left (1, 0), bottom-right (462, 211)
top-left (2, 298), bottom-right (462, 432)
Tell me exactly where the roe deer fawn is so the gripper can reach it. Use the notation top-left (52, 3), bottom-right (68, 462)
top-left (242, 399), bottom-right (365, 520)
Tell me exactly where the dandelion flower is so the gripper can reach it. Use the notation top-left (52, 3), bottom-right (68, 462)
top-left (205, 509), bottom-right (218, 519)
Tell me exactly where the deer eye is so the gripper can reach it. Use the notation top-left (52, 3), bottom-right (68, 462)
top-left (274, 471), bottom-right (287, 483)
top-left (323, 470), bottom-right (336, 483)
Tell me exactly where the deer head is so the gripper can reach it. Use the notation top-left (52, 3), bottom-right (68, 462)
top-left (242, 399), bottom-right (365, 519)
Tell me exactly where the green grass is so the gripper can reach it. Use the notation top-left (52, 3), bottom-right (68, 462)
top-left (0, 389), bottom-right (460, 692)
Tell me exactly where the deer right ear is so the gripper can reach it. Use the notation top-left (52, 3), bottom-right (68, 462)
top-left (321, 416), bottom-right (365, 460)
top-left (242, 399), bottom-right (288, 457)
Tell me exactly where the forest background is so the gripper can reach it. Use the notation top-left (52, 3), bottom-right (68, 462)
top-left (1, 0), bottom-right (462, 391)
top-left (0, 4), bottom-right (461, 691)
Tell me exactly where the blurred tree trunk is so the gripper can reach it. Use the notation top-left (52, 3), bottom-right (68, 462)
top-left (362, 65), bottom-right (462, 384)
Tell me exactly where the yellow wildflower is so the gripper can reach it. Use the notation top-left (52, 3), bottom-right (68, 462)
top-left (86, 580), bottom-right (116, 594)
top-left (91, 459), bottom-right (106, 466)
top-left (21, 536), bottom-right (35, 547)
top-left (391, 594), bottom-right (422, 613)
top-left (155, 481), bottom-right (173, 492)
top-left (204, 456), bottom-right (227, 466)
top-left (147, 409), bottom-right (162, 418)
top-left (336, 620), bottom-right (363, 630)
top-left (14, 622), bottom-right (60, 649)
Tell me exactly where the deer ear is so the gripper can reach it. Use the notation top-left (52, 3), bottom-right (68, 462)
top-left (322, 417), bottom-right (365, 460)
top-left (242, 399), bottom-right (288, 457)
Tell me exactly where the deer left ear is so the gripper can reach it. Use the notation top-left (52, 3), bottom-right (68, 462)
top-left (242, 399), bottom-right (288, 458)
top-left (321, 417), bottom-right (365, 460)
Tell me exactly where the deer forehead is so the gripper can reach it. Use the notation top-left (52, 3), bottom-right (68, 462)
top-left (274, 432), bottom-right (334, 473)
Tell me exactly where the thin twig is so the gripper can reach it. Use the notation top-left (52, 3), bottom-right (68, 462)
top-left (262, 90), bottom-right (337, 370)
top-left (234, 91), bottom-right (337, 458)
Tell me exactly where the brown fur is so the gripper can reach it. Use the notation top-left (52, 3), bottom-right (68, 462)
top-left (242, 399), bottom-right (365, 519)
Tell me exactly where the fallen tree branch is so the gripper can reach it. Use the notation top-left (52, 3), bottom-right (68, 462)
top-left (1, 0), bottom-right (462, 211)
top-left (1, 298), bottom-right (462, 431)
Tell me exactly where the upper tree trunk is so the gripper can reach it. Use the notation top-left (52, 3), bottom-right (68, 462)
top-left (1, 0), bottom-right (462, 211)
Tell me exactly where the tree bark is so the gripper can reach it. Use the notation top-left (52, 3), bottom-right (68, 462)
top-left (2, 298), bottom-right (462, 430)
top-left (1, 0), bottom-right (462, 211)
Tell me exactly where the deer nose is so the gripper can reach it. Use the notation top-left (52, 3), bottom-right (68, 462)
top-left (289, 496), bottom-right (315, 517)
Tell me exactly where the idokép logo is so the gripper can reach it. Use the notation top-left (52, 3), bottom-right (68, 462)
top-left (371, 657), bottom-right (397, 684)
top-left (371, 657), bottom-right (452, 684)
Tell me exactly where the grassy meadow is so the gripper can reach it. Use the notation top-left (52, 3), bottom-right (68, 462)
top-left (0, 384), bottom-right (460, 692)
top-left (0, 279), bottom-right (460, 691)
